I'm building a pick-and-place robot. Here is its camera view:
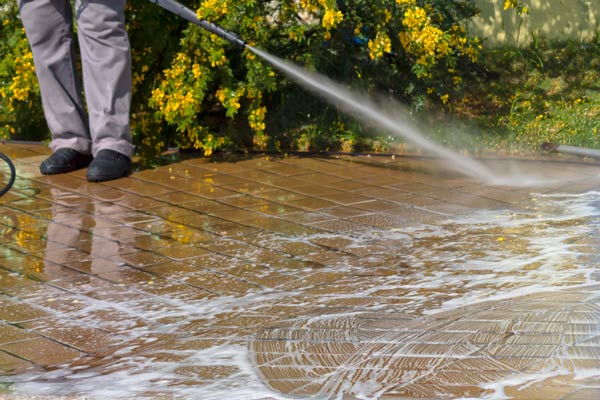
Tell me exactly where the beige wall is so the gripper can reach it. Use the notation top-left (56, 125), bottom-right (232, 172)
top-left (468, 0), bottom-right (600, 46)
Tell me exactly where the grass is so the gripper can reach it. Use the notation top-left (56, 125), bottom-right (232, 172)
top-left (452, 36), bottom-right (600, 152)
top-left (445, 37), bottom-right (600, 156)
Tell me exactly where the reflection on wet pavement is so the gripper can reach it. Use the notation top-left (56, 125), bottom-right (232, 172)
top-left (1, 142), bottom-right (600, 399)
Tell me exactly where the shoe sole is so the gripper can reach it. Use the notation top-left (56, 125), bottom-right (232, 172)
top-left (86, 169), bottom-right (131, 182)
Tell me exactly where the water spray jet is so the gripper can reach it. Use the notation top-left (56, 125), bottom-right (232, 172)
top-left (149, 0), bottom-right (525, 184)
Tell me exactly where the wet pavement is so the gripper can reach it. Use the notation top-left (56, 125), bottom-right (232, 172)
top-left (1, 142), bottom-right (600, 399)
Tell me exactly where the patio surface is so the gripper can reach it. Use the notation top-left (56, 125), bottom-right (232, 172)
top-left (1, 142), bottom-right (600, 399)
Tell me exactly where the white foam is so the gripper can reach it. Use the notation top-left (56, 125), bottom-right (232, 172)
top-left (478, 367), bottom-right (571, 400)
top-left (7, 192), bottom-right (600, 399)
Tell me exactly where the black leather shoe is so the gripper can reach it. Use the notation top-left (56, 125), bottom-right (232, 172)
top-left (86, 149), bottom-right (131, 182)
top-left (40, 148), bottom-right (93, 175)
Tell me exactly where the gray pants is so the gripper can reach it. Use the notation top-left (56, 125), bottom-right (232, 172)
top-left (17, 0), bottom-right (135, 158)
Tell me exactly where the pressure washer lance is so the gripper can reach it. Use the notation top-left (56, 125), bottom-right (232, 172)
top-left (148, 0), bottom-right (246, 47)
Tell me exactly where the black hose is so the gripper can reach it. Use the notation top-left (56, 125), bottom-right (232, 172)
top-left (0, 152), bottom-right (16, 197)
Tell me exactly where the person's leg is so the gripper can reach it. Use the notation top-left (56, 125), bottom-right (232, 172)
top-left (75, 0), bottom-right (135, 160)
top-left (17, 0), bottom-right (92, 156)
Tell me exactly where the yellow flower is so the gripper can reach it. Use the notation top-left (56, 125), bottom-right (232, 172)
top-left (197, 0), bottom-right (228, 20)
top-left (403, 6), bottom-right (428, 29)
top-left (383, 9), bottom-right (392, 24)
top-left (504, 0), bottom-right (517, 10)
top-left (249, 106), bottom-right (267, 132)
top-left (322, 8), bottom-right (343, 30)
top-left (398, 4), bottom-right (476, 74)
top-left (215, 89), bottom-right (226, 104)
top-left (367, 32), bottom-right (392, 60)
top-left (192, 63), bottom-right (202, 79)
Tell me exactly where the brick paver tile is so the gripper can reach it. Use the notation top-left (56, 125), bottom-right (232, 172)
top-left (0, 323), bottom-right (38, 346)
top-left (0, 350), bottom-right (36, 374)
top-left (3, 143), bottom-right (600, 399)
top-left (1, 338), bottom-right (83, 367)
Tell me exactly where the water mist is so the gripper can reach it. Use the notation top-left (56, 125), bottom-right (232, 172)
top-left (248, 46), bottom-right (500, 183)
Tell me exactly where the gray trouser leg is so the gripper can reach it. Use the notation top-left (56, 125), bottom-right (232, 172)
top-left (17, 0), bottom-right (135, 158)
top-left (17, 0), bottom-right (90, 154)
top-left (76, 0), bottom-right (134, 157)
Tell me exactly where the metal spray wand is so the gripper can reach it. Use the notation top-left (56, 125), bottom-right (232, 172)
top-left (147, 0), bottom-right (246, 47)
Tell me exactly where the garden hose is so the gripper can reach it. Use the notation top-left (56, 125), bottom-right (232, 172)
top-left (541, 142), bottom-right (600, 160)
top-left (0, 152), bottom-right (16, 197)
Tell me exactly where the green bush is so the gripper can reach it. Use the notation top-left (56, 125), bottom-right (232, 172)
top-left (0, 4), bottom-right (44, 140)
top-left (1, 0), bottom-right (484, 164)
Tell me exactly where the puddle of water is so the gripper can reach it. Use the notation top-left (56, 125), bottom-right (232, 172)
top-left (3, 191), bottom-right (600, 399)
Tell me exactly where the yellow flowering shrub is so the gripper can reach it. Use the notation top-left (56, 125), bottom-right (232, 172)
top-left (0, 7), bottom-right (44, 140)
top-left (3, 0), bottom-right (491, 160)
top-left (144, 0), bottom-right (486, 156)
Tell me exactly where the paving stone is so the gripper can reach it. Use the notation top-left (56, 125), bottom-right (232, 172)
top-left (288, 197), bottom-right (338, 210)
top-left (174, 364), bottom-right (239, 380)
top-left (3, 143), bottom-right (600, 398)
top-left (0, 350), bottom-right (36, 374)
top-left (564, 387), bottom-right (600, 400)
top-left (19, 319), bottom-right (120, 353)
top-left (1, 337), bottom-right (83, 367)
top-left (224, 264), bottom-right (297, 288)
top-left (0, 323), bottom-right (39, 345)
top-left (0, 298), bottom-right (52, 324)
top-left (0, 271), bottom-right (37, 290)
